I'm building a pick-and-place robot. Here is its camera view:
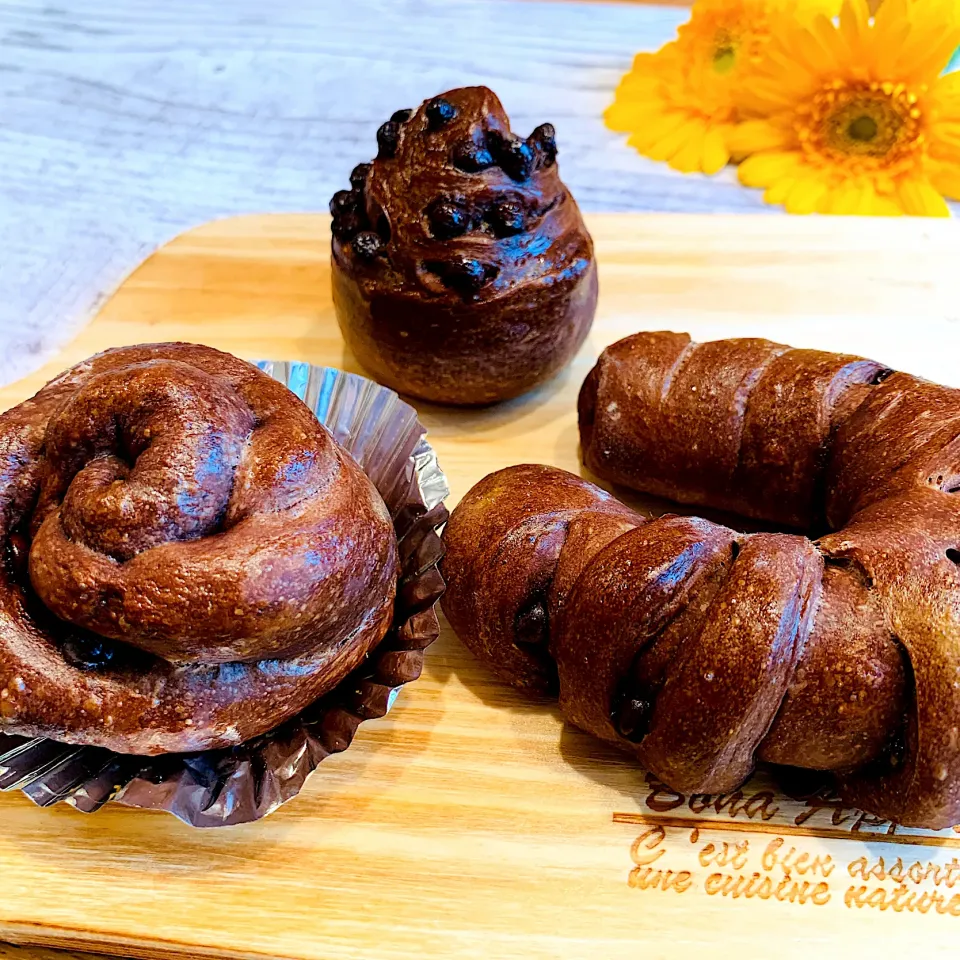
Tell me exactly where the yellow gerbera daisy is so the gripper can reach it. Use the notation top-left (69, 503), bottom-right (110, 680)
top-left (605, 0), bottom-right (838, 175)
top-left (729, 0), bottom-right (960, 215)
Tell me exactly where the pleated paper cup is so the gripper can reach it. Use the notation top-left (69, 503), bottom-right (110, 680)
top-left (0, 362), bottom-right (448, 827)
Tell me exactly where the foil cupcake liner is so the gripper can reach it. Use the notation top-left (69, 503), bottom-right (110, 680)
top-left (0, 363), bottom-right (449, 827)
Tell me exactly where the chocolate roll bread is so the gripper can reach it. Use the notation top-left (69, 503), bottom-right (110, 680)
top-left (330, 86), bottom-right (597, 405)
top-left (578, 331), bottom-right (887, 529)
top-left (0, 343), bottom-right (398, 755)
top-left (443, 334), bottom-right (960, 829)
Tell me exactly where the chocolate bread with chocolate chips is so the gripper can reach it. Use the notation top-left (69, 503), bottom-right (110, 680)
top-left (442, 333), bottom-right (960, 829)
top-left (0, 343), bottom-right (398, 755)
top-left (330, 86), bottom-right (597, 406)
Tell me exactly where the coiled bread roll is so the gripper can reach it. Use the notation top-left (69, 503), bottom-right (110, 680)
top-left (0, 343), bottom-right (398, 755)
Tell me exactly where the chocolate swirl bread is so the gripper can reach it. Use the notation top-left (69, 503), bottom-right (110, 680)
top-left (330, 86), bottom-right (597, 405)
top-left (0, 343), bottom-right (398, 755)
top-left (443, 332), bottom-right (960, 828)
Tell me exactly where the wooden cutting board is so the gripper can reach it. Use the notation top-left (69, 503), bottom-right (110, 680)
top-left (2, 213), bottom-right (960, 960)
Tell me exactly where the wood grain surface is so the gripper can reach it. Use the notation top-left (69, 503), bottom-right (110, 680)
top-left (2, 212), bottom-right (960, 960)
top-left (0, 950), bottom-right (116, 960)
top-left (0, 950), bottom-right (107, 960)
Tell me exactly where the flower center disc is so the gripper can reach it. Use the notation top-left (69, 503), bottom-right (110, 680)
top-left (712, 30), bottom-right (738, 74)
top-left (848, 115), bottom-right (879, 142)
top-left (798, 80), bottom-right (925, 174)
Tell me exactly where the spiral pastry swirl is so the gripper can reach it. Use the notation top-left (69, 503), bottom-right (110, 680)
top-left (0, 343), bottom-right (397, 755)
top-left (443, 332), bottom-right (960, 829)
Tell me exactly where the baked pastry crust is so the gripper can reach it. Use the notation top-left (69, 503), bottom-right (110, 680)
top-left (330, 86), bottom-right (597, 405)
top-left (443, 332), bottom-right (960, 829)
top-left (0, 343), bottom-right (398, 755)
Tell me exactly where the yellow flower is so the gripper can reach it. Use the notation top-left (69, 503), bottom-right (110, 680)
top-left (729, 0), bottom-right (960, 215)
top-left (605, 0), bottom-right (837, 175)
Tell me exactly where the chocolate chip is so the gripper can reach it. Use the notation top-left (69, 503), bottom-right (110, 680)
top-left (376, 212), bottom-right (391, 242)
top-left (426, 97), bottom-right (458, 129)
top-left (332, 209), bottom-right (365, 241)
top-left (613, 691), bottom-right (653, 743)
top-left (350, 162), bottom-right (372, 189)
top-left (329, 189), bottom-right (358, 217)
top-left (531, 122), bottom-right (556, 143)
top-left (352, 231), bottom-right (384, 260)
top-left (884, 723), bottom-right (907, 771)
top-left (390, 108), bottom-right (413, 124)
top-left (492, 133), bottom-right (535, 181)
top-left (514, 600), bottom-right (548, 648)
top-left (62, 634), bottom-right (117, 671)
top-left (452, 139), bottom-right (494, 172)
top-left (427, 196), bottom-right (471, 239)
top-left (489, 198), bottom-right (525, 237)
top-left (377, 121), bottom-right (401, 160)
top-left (7, 532), bottom-right (28, 576)
top-left (425, 257), bottom-right (496, 294)
top-left (529, 122), bottom-right (558, 167)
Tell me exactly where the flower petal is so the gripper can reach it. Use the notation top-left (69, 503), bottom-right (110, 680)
top-left (744, 78), bottom-right (806, 110)
top-left (873, 0), bottom-right (910, 29)
top-left (727, 119), bottom-right (794, 156)
top-left (738, 151), bottom-right (802, 188)
top-left (930, 164), bottom-right (960, 202)
top-left (853, 182), bottom-right (903, 216)
top-left (667, 125), bottom-right (709, 173)
top-left (784, 176), bottom-right (829, 214)
top-left (627, 111), bottom-right (690, 152)
top-left (889, 6), bottom-right (960, 85)
top-left (811, 13), bottom-right (852, 71)
top-left (863, 18), bottom-right (911, 78)
top-left (647, 122), bottom-right (703, 164)
top-left (797, 0), bottom-right (844, 19)
top-left (765, 176), bottom-right (798, 206)
top-left (788, 26), bottom-right (836, 79)
top-left (752, 39), bottom-right (821, 97)
top-left (606, 100), bottom-right (666, 132)
top-left (701, 127), bottom-right (731, 175)
top-left (838, 0), bottom-right (869, 63)
top-left (827, 181), bottom-right (866, 215)
top-left (629, 51), bottom-right (668, 73)
top-left (930, 73), bottom-right (960, 129)
top-left (897, 178), bottom-right (952, 217)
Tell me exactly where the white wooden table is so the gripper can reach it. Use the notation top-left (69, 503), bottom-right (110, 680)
top-left (0, 0), bottom-right (778, 392)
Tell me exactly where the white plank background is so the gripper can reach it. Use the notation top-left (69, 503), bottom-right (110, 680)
top-left (0, 0), bottom-right (788, 390)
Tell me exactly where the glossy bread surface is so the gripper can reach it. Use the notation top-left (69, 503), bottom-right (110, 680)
top-left (0, 342), bottom-right (398, 754)
top-left (444, 332), bottom-right (960, 829)
top-left (331, 86), bottom-right (597, 405)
